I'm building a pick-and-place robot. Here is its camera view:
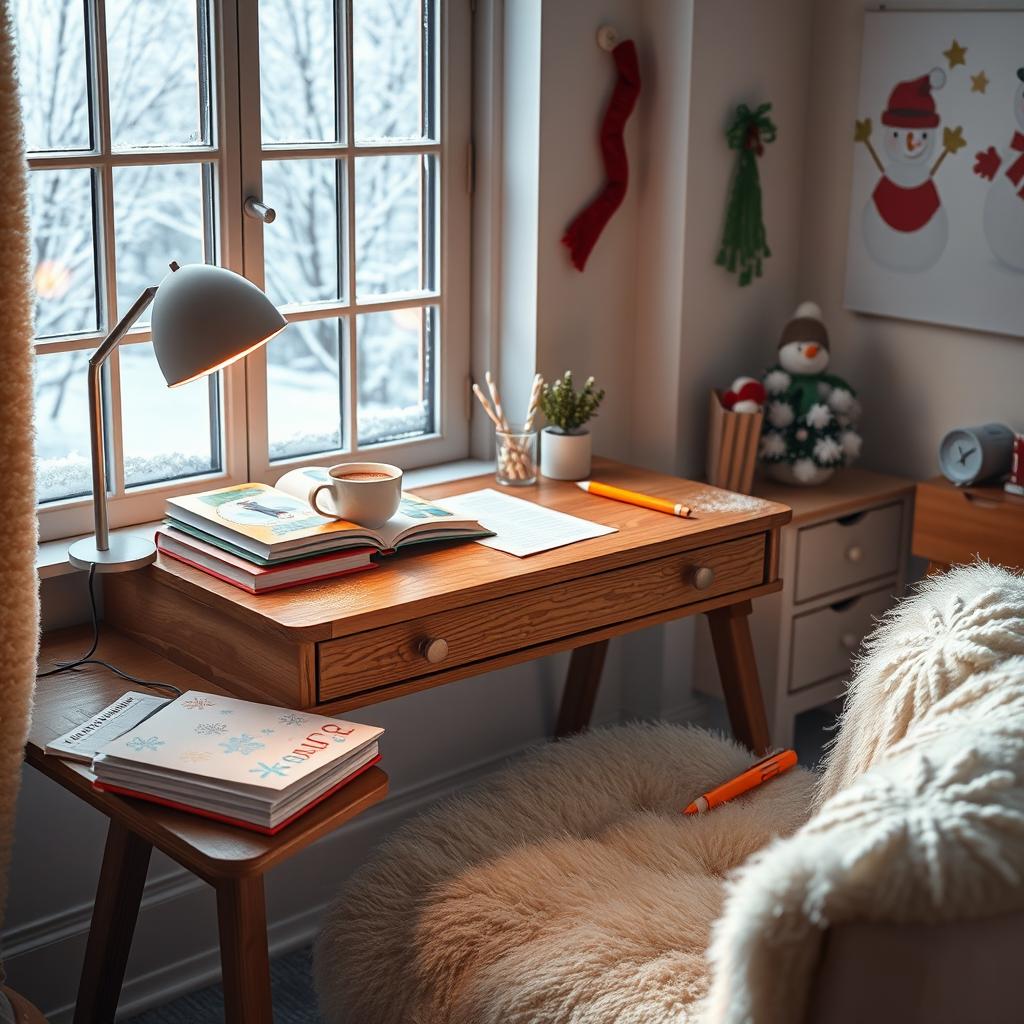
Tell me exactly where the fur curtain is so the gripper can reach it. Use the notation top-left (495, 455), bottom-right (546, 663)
top-left (0, 0), bottom-right (40, 942)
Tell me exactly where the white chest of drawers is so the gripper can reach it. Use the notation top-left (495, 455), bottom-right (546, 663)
top-left (695, 468), bottom-right (914, 748)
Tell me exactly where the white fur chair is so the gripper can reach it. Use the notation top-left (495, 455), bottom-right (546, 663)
top-left (314, 564), bottom-right (1024, 1023)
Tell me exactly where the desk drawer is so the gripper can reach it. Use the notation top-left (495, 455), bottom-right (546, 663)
top-left (318, 534), bottom-right (767, 702)
top-left (795, 502), bottom-right (903, 602)
top-left (789, 584), bottom-right (895, 693)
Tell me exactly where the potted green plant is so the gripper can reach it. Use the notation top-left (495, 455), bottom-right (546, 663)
top-left (539, 371), bottom-right (605, 480)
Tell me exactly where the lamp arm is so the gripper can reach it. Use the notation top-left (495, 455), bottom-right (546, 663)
top-left (87, 285), bottom-right (158, 551)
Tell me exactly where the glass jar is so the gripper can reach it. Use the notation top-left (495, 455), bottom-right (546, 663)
top-left (495, 427), bottom-right (538, 486)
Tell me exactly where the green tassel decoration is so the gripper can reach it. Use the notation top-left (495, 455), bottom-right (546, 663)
top-left (716, 103), bottom-right (777, 287)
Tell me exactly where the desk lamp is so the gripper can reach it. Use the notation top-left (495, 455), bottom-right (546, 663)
top-left (67, 263), bottom-right (287, 573)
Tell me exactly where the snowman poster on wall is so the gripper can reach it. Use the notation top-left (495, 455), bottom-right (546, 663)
top-left (844, 11), bottom-right (1024, 338)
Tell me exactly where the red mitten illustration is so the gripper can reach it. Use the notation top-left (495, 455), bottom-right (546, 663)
top-left (974, 146), bottom-right (1001, 180)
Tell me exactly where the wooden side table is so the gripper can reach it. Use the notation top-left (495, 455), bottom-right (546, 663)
top-left (27, 629), bottom-right (388, 1024)
top-left (696, 469), bottom-right (914, 748)
top-left (913, 476), bottom-right (1024, 573)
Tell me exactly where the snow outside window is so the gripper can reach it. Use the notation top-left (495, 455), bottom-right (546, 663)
top-left (16, 0), bottom-right (470, 543)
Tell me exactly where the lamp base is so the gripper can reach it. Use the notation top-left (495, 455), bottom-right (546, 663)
top-left (67, 534), bottom-right (157, 573)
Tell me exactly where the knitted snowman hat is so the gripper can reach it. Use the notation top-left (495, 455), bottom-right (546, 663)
top-left (778, 301), bottom-right (829, 352)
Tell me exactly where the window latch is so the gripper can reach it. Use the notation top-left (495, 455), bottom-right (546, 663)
top-left (244, 197), bottom-right (276, 224)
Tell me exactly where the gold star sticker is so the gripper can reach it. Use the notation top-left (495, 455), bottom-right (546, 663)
top-left (943, 125), bottom-right (967, 154)
top-left (943, 39), bottom-right (967, 69)
top-left (971, 70), bottom-right (989, 93)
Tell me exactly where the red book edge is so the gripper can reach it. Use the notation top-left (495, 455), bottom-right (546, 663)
top-left (155, 533), bottom-right (378, 594)
top-left (93, 753), bottom-right (382, 835)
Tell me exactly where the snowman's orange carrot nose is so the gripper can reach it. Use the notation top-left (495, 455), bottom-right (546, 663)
top-left (805, 344), bottom-right (820, 359)
top-left (907, 132), bottom-right (919, 151)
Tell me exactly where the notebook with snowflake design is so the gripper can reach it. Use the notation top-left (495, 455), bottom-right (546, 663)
top-left (91, 691), bottom-right (383, 833)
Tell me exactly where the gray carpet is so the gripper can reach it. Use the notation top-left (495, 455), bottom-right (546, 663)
top-left (123, 945), bottom-right (319, 1023)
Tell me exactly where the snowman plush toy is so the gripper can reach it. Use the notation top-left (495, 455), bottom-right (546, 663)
top-left (759, 302), bottom-right (862, 486)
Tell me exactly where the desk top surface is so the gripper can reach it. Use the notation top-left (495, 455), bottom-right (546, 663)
top-left (140, 458), bottom-right (792, 640)
top-left (29, 628), bottom-right (389, 877)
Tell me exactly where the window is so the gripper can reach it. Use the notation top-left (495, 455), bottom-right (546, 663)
top-left (16, 0), bottom-right (470, 542)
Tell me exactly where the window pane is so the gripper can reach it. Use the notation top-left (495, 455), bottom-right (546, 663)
top-left (106, 0), bottom-right (210, 149)
top-left (13, 0), bottom-right (92, 152)
top-left (120, 343), bottom-right (220, 487)
top-left (29, 168), bottom-right (100, 338)
top-left (35, 351), bottom-right (92, 503)
top-left (262, 158), bottom-right (343, 307)
top-left (268, 319), bottom-right (343, 460)
top-left (352, 0), bottom-right (432, 142)
top-left (356, 154), bottom-right (434, 298)
top-left (113, 162), bottom-right (207, 320)
top-left (259, 0), bottom-right (339, 145)
top-left (357, 305), bottom-right (435, 444)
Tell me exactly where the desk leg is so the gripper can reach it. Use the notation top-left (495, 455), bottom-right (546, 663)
top-left (74, 820), bottom-right (152, 1024)
top-left (216, 874), bottom-right (273, 1024)
top-left (706, 601), bottom-right (771, 754)
top-left (555, 640), bottom-right (608, 739)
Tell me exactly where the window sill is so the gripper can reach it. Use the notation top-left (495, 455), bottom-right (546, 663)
top-left (36, 459), bottom-right (493, 580)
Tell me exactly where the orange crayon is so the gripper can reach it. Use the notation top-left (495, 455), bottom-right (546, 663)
top-left (682, 749), bottom-right (798, 815)
top-left (576, 480), bottom-right (691, 518)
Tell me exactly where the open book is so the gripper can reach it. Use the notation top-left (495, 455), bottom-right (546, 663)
top-left (166, 478), bottom-right (491, 564)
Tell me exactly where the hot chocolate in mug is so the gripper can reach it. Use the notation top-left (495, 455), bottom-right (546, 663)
top-left (307, 462), bottom-right (403, 528)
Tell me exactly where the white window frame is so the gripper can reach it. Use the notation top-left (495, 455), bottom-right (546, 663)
top-left (33, 0), bottom-right (472, 544)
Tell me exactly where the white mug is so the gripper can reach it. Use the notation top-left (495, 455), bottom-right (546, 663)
top-left (308, 462), bottom-right (403, 528)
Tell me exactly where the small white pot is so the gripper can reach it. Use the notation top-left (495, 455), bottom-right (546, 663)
top-left (766, 461), bottom-right (835, 487)
top-left (541, 427), bottom-right (592, 480)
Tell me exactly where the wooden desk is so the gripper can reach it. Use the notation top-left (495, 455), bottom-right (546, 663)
top-left (104, 459), bottom-right (791, 751)
top-left (28, 630), bottom-right (388, 1024)
top-left (913, 476), bottom-right (1024, 573)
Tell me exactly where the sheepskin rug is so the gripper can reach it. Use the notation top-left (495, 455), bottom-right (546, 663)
top-left (315, 565), bottom-right (1024, 1024)
top-left (314, 725), bottom-right (814, 1023)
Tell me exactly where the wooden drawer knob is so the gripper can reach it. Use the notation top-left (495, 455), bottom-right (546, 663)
top-left (840, 632), bottom-right (859, 651)
top-left (845, 545), bottom-right (863, 563)
top-left (689, 566), bottom-right (715, 590)
top-left (419, 637), bottom-right (449, 664)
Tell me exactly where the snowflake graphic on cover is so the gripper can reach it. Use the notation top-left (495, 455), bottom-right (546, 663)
top-left (94, 691), bottom-right (383, 791)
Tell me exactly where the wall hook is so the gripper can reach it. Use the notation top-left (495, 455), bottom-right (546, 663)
top-left (596, 24), bottom-right (618, 52)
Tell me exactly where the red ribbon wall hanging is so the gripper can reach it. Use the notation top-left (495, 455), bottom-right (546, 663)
top-left (561, 38), bottom-right (641, 272)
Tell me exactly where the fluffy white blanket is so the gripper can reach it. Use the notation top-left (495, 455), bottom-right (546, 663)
top-left (704, 564), bottom-right (1024, 1023)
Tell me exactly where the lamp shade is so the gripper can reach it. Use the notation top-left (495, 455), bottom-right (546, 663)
top-left (151, 264), bottom-right (287, 387)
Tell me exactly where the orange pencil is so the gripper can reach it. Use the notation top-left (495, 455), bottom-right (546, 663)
top-left (576, 480), bottom-right (692, 518)
top-left (682, 749), bottom-right (798, 815)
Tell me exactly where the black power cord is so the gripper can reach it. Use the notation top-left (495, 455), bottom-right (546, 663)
top-left (37, 562), bottom-right (183, 698)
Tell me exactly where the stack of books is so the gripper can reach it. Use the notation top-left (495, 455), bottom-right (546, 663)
top-left (92, 690), bottom-right (383, 834)
top-left (158, 467), bottom-right (491, 594)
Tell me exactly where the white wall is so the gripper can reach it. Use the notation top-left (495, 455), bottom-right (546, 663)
top-left (800, 0), bottom-right (1024, 478)
top-left (7, 1), bottom-right (822, 1016)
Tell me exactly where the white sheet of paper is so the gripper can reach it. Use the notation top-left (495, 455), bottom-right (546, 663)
top-left (440, 488), bottom-right (616, 557)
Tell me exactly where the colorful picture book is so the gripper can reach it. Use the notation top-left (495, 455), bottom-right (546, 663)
top-left (155, 526), bottom-right (376, 594)
top-left (165, 479), bottom-right (492, 564)
top-left (92, 691), bottom-right (383, 834)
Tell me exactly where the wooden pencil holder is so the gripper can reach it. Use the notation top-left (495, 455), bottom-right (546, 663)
top-left (706, 389), bottom-right (763, 495)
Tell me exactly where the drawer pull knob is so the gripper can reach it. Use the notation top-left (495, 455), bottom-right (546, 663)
top-left (420, 638), bottom-right (449, 664)
top-left (689, 566), bottom-right (715, 590)
top-left (840, 632), bottom-right (859, 651)
top-left (846, 545), bottom-right (863, 563)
